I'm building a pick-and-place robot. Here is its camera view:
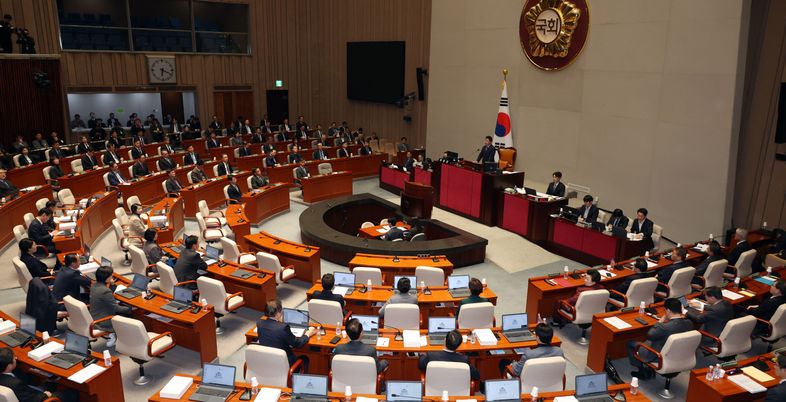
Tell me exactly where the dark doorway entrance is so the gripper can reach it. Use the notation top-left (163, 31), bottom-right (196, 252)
top-left (266, 90), bottom-right (288, 125)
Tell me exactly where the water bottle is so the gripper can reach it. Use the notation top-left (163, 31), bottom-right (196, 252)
top-left (709, 233), bottom-right (714, 242)
top-left (146, 283), bottom-right (152, 298)
top-left (201, 298), bottom-right (208, 309)
top-left (734, 277), bottom-right (740, 289)
top-left (639, 301), bottom-right (646, 315)
top-left (420, 280), bottom-right (425, 290)
top-left (645, 251), bottom-right (650, 258)
top-left (344, 385), bottom-right (352, 401)
top-left (763, 221), bottom-right (768, 230)
top-left (441, 390), bottom-right (449, 402)
top-left (367, 279), bottom-right (373, 292)
top-left (563, 266), bottom-right (569, 279)
top-left (481, 277), bottom-right (487, 286)
top-left (469, 331), bottom-right (476, 345)
top-left (336, 322), bottom-right (341, 336)
top-left (103, 350), bottom-right (112, 367)
top-left (251, 377), bottom-right (259, 396)
top-left (630, 377), bottom-right (639, 395)
top-left (530, 386), bottom-right (539, 402)
top-left (705, 366), bottom-right (713, 381)
top-left (42, 331), bottom-right (50, 344)
top-left (767, 266), bottom-right (773, 276)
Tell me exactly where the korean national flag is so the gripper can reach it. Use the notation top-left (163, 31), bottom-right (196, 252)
top-left (494, 80), bottom-right (514, 148)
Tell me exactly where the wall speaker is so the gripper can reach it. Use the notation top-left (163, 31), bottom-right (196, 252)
top-left (416, 67), bottom-right (427, 101)
top-left (777, 82), bottom-right (786, 144)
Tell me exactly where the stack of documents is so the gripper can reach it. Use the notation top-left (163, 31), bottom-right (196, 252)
top-left (159, 376), bottom-right (194, 399)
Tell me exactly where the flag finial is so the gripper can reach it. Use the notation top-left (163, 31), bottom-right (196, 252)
top-left (502, 69), bottom-right (508, 80)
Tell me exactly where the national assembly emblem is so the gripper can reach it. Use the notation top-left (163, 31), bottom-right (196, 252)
top-left (520, 0), bottom-right (589, 71)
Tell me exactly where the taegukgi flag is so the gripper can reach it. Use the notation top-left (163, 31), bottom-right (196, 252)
top-left (494, 76), bottom-right (513, 148)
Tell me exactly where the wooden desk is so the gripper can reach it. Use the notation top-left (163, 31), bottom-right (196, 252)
top-left (348, 253), bottom-right (454, 286)
top-left (53, 190), bottom-right (118, 252)
top-left (396, 148), bottom-right (425, 165)
top-left (0, 185), bottom-right (51, 246)
top-left (358, 223), bottom-right (410, 239)
top-left (379, 164), bottom-right (410, 194)
top-left (226, 204), bottom-right (251, 251)
top-left (241, 183), bottom-right (290, 223)
top-left (179, 170), bottom-right (251, 216)
top-left (244, 232), bottom-right (321, 283)
top-left (525, 247), bottom-right (706, 325)
top-left (266, 154), bottom-right (387, 185)
top-left (547, 217), bottom-right (654, 266)
top-left (412, 167), bottom-right (433, 187)
top-left (113, 273), bottom-right (219, 363)
top-left (146, 197), bottom-right (185, 244)
top-left (301, 171), bottom-right (353, 203)
top-left (306, 282), bottom-right (497, 322)
top-left (499, 192), bottom-right (568, 244)
top-left (686, 353), bottom-right (778, 402)
top-left (8, 161), bottom-right (49, 189)
top-left (0, 310), bottom-right (123, 402)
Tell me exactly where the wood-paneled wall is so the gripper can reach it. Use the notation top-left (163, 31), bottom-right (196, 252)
top-left (0, 0), bottom-right (431, 147)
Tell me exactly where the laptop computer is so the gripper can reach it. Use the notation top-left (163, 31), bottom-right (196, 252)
top-left (485, 379), bottom-right (521, 402)
top-left (393, 275), bottom-right (417, 294)
top-left (501, 313), bottom-right (536, 343)
top-left (200, 244), bottom-right (220, 267)
top-left (333, 272), bottom-right (356, 287)
top-left (448, 275), bottom-right (471, 298)
top-left (386, 381), bottom-right (423, 401)
top-left (160, 286), bottom-right (193, 313)
top-left (116, 274), bottom-right (150, 299)
top-left (45, 331), bottom-right (90, 369)
top-left (0, 313), bottom-right (37, 347)
top-left (560, 206), bottom-right (579, 222)
top-left (100, 256), bottom-right (112, 267)
top-left (170, 233), bottom-right (188, 254)
top-left (524, 187), bottom-right (537, 196)
top-left (291, 374), bottom-right (329, 402)
top-left (283, 308), bottom-right (310, 337)
top-left (352, 315), bottom-right (379, 345)
top-left (189, 363), bottom-right (236, 402)
top-left (574, 373), bottom-right (613, 402)
top-left (427, 317), bottom-right (455, 345)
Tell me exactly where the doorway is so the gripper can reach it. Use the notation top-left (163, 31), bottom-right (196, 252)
top-left (266, 90), bottom-right (289, 125)
top-left (214, 90), bottom-right (253, 127)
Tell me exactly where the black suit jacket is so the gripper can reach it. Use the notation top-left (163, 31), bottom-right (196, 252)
top-left (81, 155), bottom-right (99, 170)
top-left (165, 178), bottom-right (183, 193)
top-left (256, 318), bottom-right (310, 366)
top-left (645, 317), bottom-right (694, 352)
top-left (227, 183), bottom-right (242, 200)
top-left (334, 340), bottom-right (385, 373)
top-left (607, 215), bottom-right (630, 229)
top-left (0, 372), bottom-right (48, 402)
top-left (106, 137), bottom-right (122, 149)
top-left (765, 381), bottom-right (786, 402)
top-left (749, 295), bottom-right (786, 322)
top-left (17, 154), bottom-right (34, 167)
top-left (250, 175), bottom-right (269, 189)
top-left (183, 152), bottom-right (200, 166)
top-left (263, 144), bottom-right (276, 154)
top-left (52, 267), bottom-right (90, 302)
top-left (615, 271), bottom-right (654, 295)
top-left (686, 300), bottom-right (733, 337)
top-left (28, 220), bottom-right (53, 248)
top-left (313, 150), bottom-right (328, 160)
top-left (251, 134), bottom-right (264, 144)
top-left (312, 289), bottom-right (345, 308)
top-left (657, 260), bottom-right (689, 285)
top-left (47, 148), bottom-right (65, 161)
top-left (546, 182), bottom-right (566, 197)
top-left (131, 147), bottom-right (146, 159)
top-left (727, 241), bottom-right (752, 266)
top-left (217, 162), bottom-right (234, 176)
top-left (338, 148), bottom-right (350, 158)
top-left (576, 204), bottom-right (599, 223)
top-left (132, 162), bottom-right (149, 177)
top-left (76, 143), bottom-right (92, 154)
top-left (173, 249), bottom-right (207, 283)
top-left (403, 158), bottom-right (414, 171)
top-left (288, 153), bottom-right (302, 164)
top-left (265, 155), bottom-right (278, 168)
top-left (21, 253), bottom-right (50, 278)
top-left (0, 179), bottom-right (18, 198)
top-left (476, 144), bottom-right (497, 163)
top-left (359, 146), bottom-right (373, 156)
top-left (694, 254), bottom-right (724, 277)
top-left (108, 171), bottom-right (126, 186)
top-left (190, 169), bottom-right (207, 184)
top-left (102, 151), bottom-right (121, 165)
top-left (159, 144), bottom-right (174, 154)
top-left (418, 350), bottom-right (479, 380)
top-left (631, 218), bottom-right (654, 238)
top-left (158, 157), bottom-right (176, 171)
top-left (206, 138), bottom-right (221, 149)
top-left (238, 147), bottom-right (253, 157)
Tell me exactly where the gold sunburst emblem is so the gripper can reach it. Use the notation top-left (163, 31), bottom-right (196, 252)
top-left (523, 0), bottom-right (581, 58)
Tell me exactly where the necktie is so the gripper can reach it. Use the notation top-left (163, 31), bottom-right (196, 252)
top-left (117, 172), bottom-right (125, 183)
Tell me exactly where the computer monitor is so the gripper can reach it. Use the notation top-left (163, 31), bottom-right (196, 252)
top-left (292, 374), bottom-right (328, 397)
top-left (100, 256), bottom-right (112, 267)
top-left (202, 363), bottom-right (236, 387)
top-left (575, 373), bottom-right (609, 398)
top-left (205, 244), bottom-right (220, 260)
top-left (484, 379), bottom-right (520, 402)
top-left (130, 274), bottom-right (149, 291)
top-left (182, 233), bottom-right (188, 244)
top-left (447, 275), bottom-right (469, 290)
top-left (502, 313), bottom-right (528, 331)
top-left (524, 187), bottom-right (536, 196)
top-left (386, 381), bottom-right (423, 402)
top-left (428, 317), bottom-right (455, 334)
top-left (352, 315), bottom-right (378, 332)
top-left (173, 286), bottom-right (193, 304)
top-left (393, 275), bottom-right (417, 289)
top-left (482, 161), bottom-right (498, 173)
top-left (19, 313), bottom-right (36, 336)
top-left (64, 331), bottom-right (89, 355)
top-left (333, 272), bottom-right (356, 287)
top-left (283, 308), bottom-right (309, 327)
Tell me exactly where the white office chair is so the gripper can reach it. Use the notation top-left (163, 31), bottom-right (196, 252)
top-left (57, 188), bottom-right (75, 205)
top-left (331, 355), bottom-right (379, 394)
top-left (126, 195), bottom-right (144, 211)
top-left (187, 173), bottom-right (195, 184)
top-left (220, 238), bottom-right (256, 265)
top-left (196, 212), bottom-right (225, 244)
top-left (655, 267), bottom-right (696, 299)
top-left (63, 295), bottom-right (109, 340)
top-left (608, 277), bottom-right (658, 309)
top-left (514, 356), bottom-right (566, 394)
top-left (114, 207), bottom-right (131, 234)
top-left (70, 159), bottom-right (83, 173)
top-left (556, 289), bottom-right (609, 345)
top-left (379, 218), bottom-right (389, 225)
top-left (758, 304), bottom-right (786, 350)
top-left (160, 181), bottom-right (169, 194)
top-left (198, 200), bottom-right (227, 227)
top-left (13, 225), bottom-right (26, 244)
top-left (246, 176), bottom-right (254, 189)
top-left (308, 299), bottom-right (345, 327)
top-left (245, 345), bottom-right (304, 387)
top-left (318, 163), bottom-right (333, 175)
top-left (696, 259), bottom-right (728, 289)
top-left (256, 251), bottom-right (295, 284)
top-left (410, 233), bottom-right (426, 242)
top-left (112, 218), bottom-right (142, 265)
top-left (728, 249), bottom-right (756, 279)
top-left (35, 198), bottom-right (50, 211)
top-left (22, 213), bottom-right (34, 229)
top-left (633, 330), bottom-right (702, 399)
top-left (457, 302), bottom-right (494, 329)
top-left (212, 165), bottom-right (220, 177)
top-left (12, 154), bottom-right (21, 168)
top-left (700, 315), bottom-right (756, 360)
top-left (353, 267), bottom-right (382, 286)
top-left (129, 244), bottom-right (158, 278)
top-left (42, 166), bottom-right (55, 186)
top-left (651, 224), bottom-right (663, 251)
top-left (112, 316), bottom-right (175, 385)
top-left (197, 276), bottom-right (245, 334)
top-left (13, 257), bottom-right (53, 293)
top-left (424, 361), bottom-right (471, 396)
top-left (102, 172), bottom-right (113, 190)
top-left (384, 304), bottom-right (420, 330)
top-left (416, 266), bottom-right (445, 287)
top-left (597, 210), bottom-right (609, 224)
top-left (360, 221), bottom-right (374, 229)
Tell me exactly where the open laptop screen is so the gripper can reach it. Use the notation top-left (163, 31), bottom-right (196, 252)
top-left (447, 275), bottom-right (469, 290)
top-left (283, 308), bottom-right (309, 327)
top-left (173, 286), bottom-right (193, 304)
top-left (19, 314), bottom-right (36, 336)
top-left (292, 374), bottom-right (328, 397)
top-left (130, 274), bottom-right (150, 291)
top-left (485, 379), bottom-right (520, 402)
top-left (333, 272), bottom-right (355, 286)
top-left (428, 317), bottom-right (455, 334)
top-left (352, 315), bottom-right (378, 332)
top-left (205, 244), bottom-right (220, 260)
top-left (502, 313), bottom-right (527, 331)
top-left (386, 381), bottom-right (422, 401)
top-left (202, 363), bottom-right (236, 387)
top-left (64, 331), bottom-right (89, 355)
top-left (393, 275), bottom-right (416, 289)
top-left (575, 373), bottom-right (608, 397)
top-left (100, 256), bottom-right (112, 267)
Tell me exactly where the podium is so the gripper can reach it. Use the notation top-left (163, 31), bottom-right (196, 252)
top-left (401, 181), bottom-right (433, 219)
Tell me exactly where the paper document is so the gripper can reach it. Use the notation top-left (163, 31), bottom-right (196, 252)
top-left (333, 286), bottom-right (350, 296)
top-left (59, 222), bottom-right (76, 230)
top-left (603, 317), bottom-right (632, 329)
top-left (728, 374), bottom-right (767, 393)
top-left (79, 262), bottom-right (100, 275)
top-left (646, 261), bottom-right (658, 268)
top-left (68, 364), bottom-right (107, 384)
top-left (113, 285), bottom-right (127, 293)
top-left (255, 387), bottom-right (282, 402)
top-left (376, 337), bottom-right (390, 347)
top-left (554, 397), bottom-right (579, 402)
top-left (356, 397), bottom-right (379, 402)
top-left (597, 269), bottom-right (617, 278)
top-left (376, 228), bottom-right (388, 234)
top-left (694, 244), bottom-right (709, 252)
top-left (0, 320), bottom-right (16, 335)
top-left (721, 289), bottom-right (745, 300)
top-left (741, 366), bottom-right (775, 383)
top-left (290, 327), bottom-right (305, 337)
top-left (159, 376), bottom-right (193, 399)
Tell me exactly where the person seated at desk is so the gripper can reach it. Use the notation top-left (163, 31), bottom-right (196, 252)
top-left (335, 318), bottom-right (389, 373)
top-left (158, 150), bottom-right (177, 171)
top-left (398, 136), bottom-right (410, 152)
top-left (694, 240), bottom-right (724, 278)
top-left (90, 265), bottom-right (132, 348)
top-left (265, 150), bottom-right (281, 169)
top-left (128, 204), bottom-right (147, 238)
top-left (402, 151), bottom-right (415, 171)
top-left (382, 217), bottom-right (407, 241)
top-left (337, 142), bottom-right (351, 158)
top-left (627, 297), bottom-right (693, 380)
top-left (230, 132), bottom-right (244, 146)
top-left (610, 258), bottom-right (652, 302)
top-left (275, 128), bottom-right (288, 142)
top-left (238, 142), bottom-right (253, 157)
top-left (359, 140), bottom-right (373, 156)
top-left (89, 120), bottom-right (106, 142)
top-left (165, 169), bottom-right (183, 194)
top-left (685, 286), bottom-right (732, 347)
top-left (0, 347), bottom-right (76, 402)
top-left (553, 269), bottom-right (603, 326)
top-left (288, 146), bottom-right (303, 164)
top-left (226, 175), bottom-right (242, 201)
top-left (173, 235), bottom-right (206, 287)
top-left (262, 138), bottom-right (276, 155)
top-left (0, 168), bottom-right (18, 198)
top-left (28, 208), bottom-right (57, 254)
top-left (132, 155), bottom-right (150, 177)
top-left (546, 171), bottom-right (566, 197)
top-left (53, 253), bottom-right (91, 305)
top-left (206, 132), bottom-right (221, 149)
top-left (576, 195), bottom-right (599, 224)
top-left (42, 201), bottom-right (57, 231)
top-left (190, 161), bottom-right (208, 183)
top-left (727, 228), bottom-right (752, 266)
top-left (766, 352), bottom-right (786, 402)
top-left (107, 162), bottom-right (127, 186)
top-left (217, 154), bottom-right (234, 176)
top-left (656, 246), bottom-right (689, 286)
top-left (159, 137), bottom-right (175, 155)
top-left (630, 208), bottom-right (654, 239)
top-left (143, 228), bottom-right (168, 265)
top-left (418, 330), bottom-right (480, 381)
top-left (457, 277), bottom-right (488, 315)
top-left (183, 145), bottom-right (200, 166)
top-left (76, 136), bottom-right (92, 154)
top-left (313, 143), bottom-right (329, 160)
top-left (607, 209), bottom-right (629, 229)
top-left (251, 128), bottom-right (265, 144)
top-left (379, 276), bottom-right (417, 318)
top-left (294, 127), bottom-right (308, 140)
top-left (312, 273), bottom-right (345, 308)
top-left (47, 142), bottom-right (66, 161)
top-left (17, 147), bottom-right (34, 167)
top-left (46, 159), bottom-right (64, 187)
top-left (504, 323), bottom-right (563, 377)
top-left (744, 279), bottom-right (786, 336)
top-left (80, 149), bottom-right (99, 171)
top-left (31, 132), bottom-right (47, 150)
top-left (130, 140), bottom-right (146, 160)
top-left (294, 160), bottom-right (310, 184)
top-left (257, 299), bottom-right (317, 370)
top-left (249, 168), bottom-right (269, 189)
top-left (102, 143), bottom-right (122, 165)
top-left (106, 130), bottom-right (122, 149)
top-left (19, 238), bottom-right (54, 277)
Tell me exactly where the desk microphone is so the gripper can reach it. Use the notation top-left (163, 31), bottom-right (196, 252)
top-left (383, 324), bottom-right (405, 341)
top-left (392, 255), bottom-right (400, 262)
top-left (307, 316), bottom-right (327, 336)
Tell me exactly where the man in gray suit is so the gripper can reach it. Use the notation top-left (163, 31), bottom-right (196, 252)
top-left (334, 318), bottom-right (388, 373)
top-left (685, 286), bottom-right (733, 346)
top-left (294, 159), bottom-right (310, 184)
top-left (627, 298), bottom-right (693, 380)
top-left (506, 323), bottom-right (563, 377)
top-left (89, 265), bottom-right (132, 347)
top-left (379, 277), bottom-right (418, 318)
top-left (165, 169), bottom-right (183, 194)
top-left (765, 352), bottom-right (786, 402)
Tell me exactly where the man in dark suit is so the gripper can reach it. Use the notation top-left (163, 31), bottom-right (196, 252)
top-left (165, 170), bottom-right (183, 194)
top-left (657, 247), bottom-right (690, 285)
top-left (106, 131), bottom-right (122, 149)
top-left (238, 142), bottom-right (253, 157)
top-left (630, 208), bottom-right (654, 239)
top-left (312, 273), bottom-right (345, 308)
top-left (686, 286), bottom-right (733, 346)
top-left (183, 145), bottom-right (200, 166)
top-left (173, 235), bottom-right (206, 286)
top-left (335, 318), bottom-right (389, 373)
top-left (47, 142), bottom-right (66, 161)
top-left (628, 298), bottom-right (693, 379)
top-left (476, 136), bottom-right (497, 163)
top-left (102, 143), bottom-right (122, 165)
top-left (19, 238), bottom-right (53, 277)
top-left (265, 150), bottom-right (280, 169)
top-left (76, 136), bottom-right (92, 154)
top-left (107, 163), bottom-right (127, 186)
top-left (216, 154), bottom-right (234, 176)
top-left (727, 228), bottom-right (752, 266)
top-left (209, 116), bottom-right (222, 131)
top-left (226, 175), bottom-right (242, 201)
top-left (694, 241), bottom-right (725, 277)
top-left (262, 138), bottom-right (276, 154)
top-left (612, 258), bottom-right (653, 301)
top-left (576, 195), bottom-right (599, 224)
top-left (53, 254), bottom-right (91, 304)
top-left (132, 155), bottom-right (150, 177)
top-left (250, 168), bottom-right (269, 189)
top-left (359, 140), bottom-right (373, 156)
top-left (294, 160), bottom-right (310, 184)
top-left (275, 130), bottom-right (288, 142)
top-left (131, 140), bottom-right (146, 159)
top-left (0, 168), bottom-right (18, 198)
top-left (81, 150), bottom-right (99, 170)
top-left (402, 151), bottom-right (415, 171)
top-left (131, 133), bottom-right (146, 146)
top-left (158, 150), bottom-right (177, 171)
top-left (17, 148), bottom-right (34, 166)
top-left (288, 146), bottom-right (303, 164)
top-left (313, 143), bottom-right (328, 160)
top-left (206, 133), bottom-right (221, 149)
top-left (765, 352), bottom-right (786, 402)
top-left (746, 279), bottom-right (786, 335)
top-left (159, 138), bottom-right (175, 155)
top-left (0, 347), bottom-right (73, 402)
top-left (418, 330), bottom-right (480, 380)
top-left (257, 299), bottom-right (317, 367)
top-left (28, 209), bottom-right (56, 253)
top-left (250, 129), bottom-right (265, 144)
top-left (606, 209), bottom-right (629, 229)
top-left (546, 171), bottom-right (566, 197)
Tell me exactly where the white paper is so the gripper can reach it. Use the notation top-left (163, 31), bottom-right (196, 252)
top-left (554, 397), bottom-right (579, 402)
top-left (646, 261), bottom-right (658, 268)
top-left (159, 375), bottom-right (193, 399)
top-left (333, 286), bottom-right (350, 296)
top-left (113, 285), bottom-right (127, 293)
top-left (356, 397), bottom-right (379, 402)
top-left (79, 262), bottom-right (100, 275)
top-left (255, 387), bottom-right (282, 402)
top-left (0, 320), bottom-right (16, 335)
top-left (420, 336), bottom-right (428, 347)
top-left (59, 222), bottom-right (77, 230)
top-left (727, 374), bottom-right (768, 393)
top-left (472, 328), bottom-right (498, 346)
top-left (402, 330), bottom-right (421, 348)
top-left (67, 364), bottom-right (107, 384)
top-left (597, 269), bottom-right (617, 278)
top-left (54, 216), bottom-right (73, 223)
top-left (375, 228), bottom-right (388, 234)
top-left (376, 337), bottom-right (390, 347)
top-left (28, 342), bottom-right (64, 361)
top-left (721, 289), bottom-right (745, 301)
top-left (149, 215), bottom-right (167, 223)
top-left (290, 327), bottom-right (305, 337)
top-left (603, 316), bottom-right (632, 329)
top-left (694, 244), bottom-right (709, 252)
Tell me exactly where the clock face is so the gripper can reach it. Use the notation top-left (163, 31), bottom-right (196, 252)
top-left (148, 57), bottom-right (176, 83)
